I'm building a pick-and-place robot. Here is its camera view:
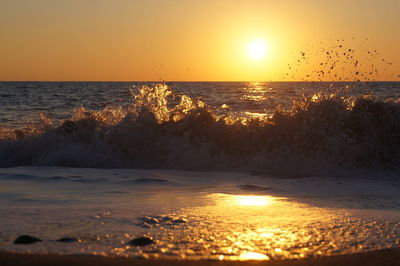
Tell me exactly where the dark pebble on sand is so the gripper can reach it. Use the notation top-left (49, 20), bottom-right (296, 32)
top-left (128, 237), bottom-right (154, 246)
top-left (57, 237), bottom-right (78, 243)
top-left (14, 235), bottom-right (42, 244)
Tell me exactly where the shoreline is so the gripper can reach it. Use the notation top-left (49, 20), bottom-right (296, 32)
top-left (1, 249), bottom-right (400, 266)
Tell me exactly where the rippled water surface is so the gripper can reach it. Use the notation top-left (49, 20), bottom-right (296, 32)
top-left (1, 81), bottom-right (400, 128)
top-left (1, 167), bottom-right (399, 260)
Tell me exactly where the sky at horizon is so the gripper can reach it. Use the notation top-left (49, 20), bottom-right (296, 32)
top-left (0, 0), bottom-right (399, 81)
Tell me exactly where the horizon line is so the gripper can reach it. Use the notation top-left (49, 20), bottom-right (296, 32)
top-left (1, 80), bottom-right (399, 83)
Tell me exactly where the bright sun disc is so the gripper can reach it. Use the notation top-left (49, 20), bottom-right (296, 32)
top-left (248, 40), bottom-right (267, 60)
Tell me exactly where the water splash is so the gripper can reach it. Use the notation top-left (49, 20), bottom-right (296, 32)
top-left (284, 38), bottom-right (397, 82)
top-left (1, 84), bottom-right (400, 173)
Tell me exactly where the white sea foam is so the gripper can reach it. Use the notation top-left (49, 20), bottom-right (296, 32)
top-left (1, 84), bottom-right (400, 174)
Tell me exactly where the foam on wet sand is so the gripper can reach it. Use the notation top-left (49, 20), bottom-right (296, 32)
top-left (0, 167), bottom-right (400, 261)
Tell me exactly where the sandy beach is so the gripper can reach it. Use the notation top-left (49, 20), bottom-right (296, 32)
top-left (1, 167), bottom-right (400, 261)
top-left (1, 248), bottom-right (400, 266)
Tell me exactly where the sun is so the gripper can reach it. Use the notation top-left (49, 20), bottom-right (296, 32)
top-left (247, 40), bottom-right (267, 60)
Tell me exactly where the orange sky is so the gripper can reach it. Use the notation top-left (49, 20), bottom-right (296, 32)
top-left (0, 0), bottom-right (399, 81)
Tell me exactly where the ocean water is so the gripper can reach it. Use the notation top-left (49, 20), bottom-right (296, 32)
top-left (1, 81), bottom-right (400, 129)
top-left (1, 81), bottom-right (400, 260)
top-left (1, 81), bottom-right (400, 171)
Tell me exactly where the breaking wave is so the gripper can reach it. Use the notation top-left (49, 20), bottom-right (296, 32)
top-left (1, 84), bottom-right (400, 175)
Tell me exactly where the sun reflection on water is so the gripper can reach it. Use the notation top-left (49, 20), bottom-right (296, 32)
top-left (210, 193), bottom-right (282, 207)
top-left (238, 251), bottom-right (270, 260)
top-left (240, 82), bottom-right (271, 102)
top-left (233, 195), bottom-right (273, 206)
top-left (105, 192), bottom-right (400, 261)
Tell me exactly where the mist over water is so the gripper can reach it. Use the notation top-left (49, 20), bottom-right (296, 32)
top-left (1, 81), bottom-right (400, 173)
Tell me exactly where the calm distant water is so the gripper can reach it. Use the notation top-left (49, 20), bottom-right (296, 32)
top-left (1, 81), bottom-right (400, 128)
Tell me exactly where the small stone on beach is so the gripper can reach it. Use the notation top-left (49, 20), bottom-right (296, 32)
top-left (128, 237), bottom-right (154, 246)
top-left (14, 235), bottom-right (42, 244)
top-left (57, 237), bottom-right (78, 243)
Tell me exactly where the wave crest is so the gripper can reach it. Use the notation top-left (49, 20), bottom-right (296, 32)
top-left (1, 84), bottom-right (400, 174)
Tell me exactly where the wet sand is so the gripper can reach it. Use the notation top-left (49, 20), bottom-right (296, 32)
top-left (1, 249), bottom-right (400, 266)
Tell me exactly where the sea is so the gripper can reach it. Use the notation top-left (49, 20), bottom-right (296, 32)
top-left (0, 81), bottom-right (400, 260)
top-left (1, 81), bottom-right (400, 129)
